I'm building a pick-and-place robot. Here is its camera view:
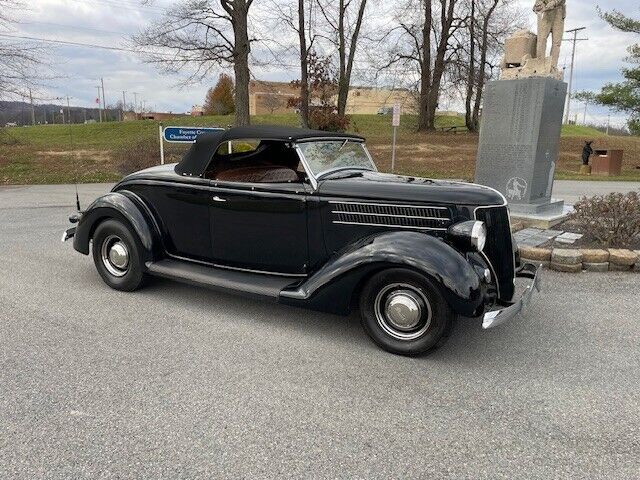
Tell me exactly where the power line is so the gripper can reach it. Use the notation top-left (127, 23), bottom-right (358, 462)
top-left (0, 32), bottom-right (176, 58)
top-left (17, 20), bottom-right (130, 36)
top-left (62, 0), bottom-right (168, 14)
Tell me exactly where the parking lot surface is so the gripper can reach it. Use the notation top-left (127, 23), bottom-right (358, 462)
top-left (1, 184), bottom-right (639, 479)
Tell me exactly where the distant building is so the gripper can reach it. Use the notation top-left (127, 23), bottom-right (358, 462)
top-left (191, 105), bottom-right (205, 116)
top-left (123, 111), bottom-right (187, 121)
top-left (341, 87), bottom-right (417, 115)
top-left (248, 80), bottom-right (418, 115)
top-left (249, 80), bottom-right (298, 116)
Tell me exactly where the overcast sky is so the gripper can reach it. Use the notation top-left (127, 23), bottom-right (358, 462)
top-left (5, 0), bottom-right (638, 126)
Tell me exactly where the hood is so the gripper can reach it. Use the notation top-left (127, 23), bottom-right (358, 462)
top-left (318, 170), bottom-right (505, 207)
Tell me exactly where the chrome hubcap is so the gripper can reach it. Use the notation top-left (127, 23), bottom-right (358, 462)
top-left (374, 283), bottom-right (432, 341)
top-left (385, 291), bottom-right (423, 330)
top-left (101, 235), bottom-right (129, 277)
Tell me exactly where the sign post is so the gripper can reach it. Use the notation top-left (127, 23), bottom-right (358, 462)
top-left (391, 103), bottom-right (401, 173)
top-left (157, 125), bottom-right (225, 165)
top-left (159, 123), bottom-right (165, 165)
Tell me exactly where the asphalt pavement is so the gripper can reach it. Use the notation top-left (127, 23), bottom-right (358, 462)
top-left (1, 184), bottom-right (639, 479)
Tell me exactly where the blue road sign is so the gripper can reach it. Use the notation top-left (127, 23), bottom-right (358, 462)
top-left (163, 126), bottom-right (224, 143)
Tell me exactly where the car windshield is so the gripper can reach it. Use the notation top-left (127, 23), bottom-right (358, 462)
top-left (297, 140), bottom-right (376, 178)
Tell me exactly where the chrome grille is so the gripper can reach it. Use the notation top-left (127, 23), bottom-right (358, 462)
top-left (330, 201), bottom-right (452, 230)
top-left (475, 206), bottom-right (515, 301)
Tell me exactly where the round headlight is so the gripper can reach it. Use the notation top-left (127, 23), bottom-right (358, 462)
top-left (447, 220), bottom-right (487, 252)
top-left (470, 221), bottom-right (487, 252)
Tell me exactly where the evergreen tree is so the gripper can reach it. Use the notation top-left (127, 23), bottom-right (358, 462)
top-left (586, 9), bottom-right (640, 134)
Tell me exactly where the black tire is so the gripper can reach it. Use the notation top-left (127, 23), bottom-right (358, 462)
top-left (92, 218), bottom-right (146, 292)
top-left (359, 268), bottom-right (455, 356)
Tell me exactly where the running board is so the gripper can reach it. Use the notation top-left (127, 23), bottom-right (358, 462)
top-left (145, 259), bottom-right (299, 299)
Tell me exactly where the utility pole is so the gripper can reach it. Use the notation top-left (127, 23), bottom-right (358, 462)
top-left (122, 90), bottom-right (127, 121)
top-left (97, 85), bottom-right (103, 122)
top-left (66, 96), bottom-right (72, 125)
top-left (606, 114), bottom-right (611, 135)
top-left (563, 27), bottom-right (587, 124)
top-left (133, 92), bottom-right (139, 117)
top-left (101, 77), bottom-right (107, 122)
top-left (28, 88), bottom-right (35, 125)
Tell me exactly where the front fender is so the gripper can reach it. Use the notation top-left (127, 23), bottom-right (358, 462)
top-left (72, 191), bottom-right (157, 260)
top-left (280, 231), bottom-right (483, 316)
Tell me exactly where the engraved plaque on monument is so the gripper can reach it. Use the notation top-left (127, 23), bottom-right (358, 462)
top-left (475, 77), bottom-right (567, 215)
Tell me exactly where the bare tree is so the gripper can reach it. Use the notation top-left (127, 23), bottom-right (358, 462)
top-left (461, 0), bottom-right (523, 132)
top-left (0, 0), bottom-right (43, 100)
top-left (264, 0), bottom-right (318, 127)
top-left (382, 0), bottom-right (465, 131)
top-left (133, 0), bottom-right (253, 126)
top-left (316, 0), bottom-right (369, 116)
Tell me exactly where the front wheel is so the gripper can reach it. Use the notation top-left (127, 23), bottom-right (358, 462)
top-left (92, 219), bottom-right (146, 291)
top-left (359, 268), bottom-right (455, 356)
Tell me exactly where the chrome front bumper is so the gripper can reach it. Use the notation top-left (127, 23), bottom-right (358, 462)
top-left (61, 226), bottom-right (76, 242)
top-left (482, 262), bottom-right (542, 329)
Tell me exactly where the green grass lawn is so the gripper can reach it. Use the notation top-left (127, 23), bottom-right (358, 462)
top-left (0, 113), bottom-right (637, 185)
top-left (2, 113), bottom-right (606, 149)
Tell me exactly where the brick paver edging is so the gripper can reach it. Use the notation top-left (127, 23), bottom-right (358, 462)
top-left (518, 247), bottom-right (640, 273)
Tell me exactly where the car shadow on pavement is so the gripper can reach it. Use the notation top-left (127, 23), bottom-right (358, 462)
top-left (131, 275), bottom-right (529, 362)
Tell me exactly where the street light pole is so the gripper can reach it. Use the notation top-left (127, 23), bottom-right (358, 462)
top-left (29, 88), bottom-right (35, 125)
top-left (563, 27), bottom-right (587, 125)
top-left (96, 85), bottom-right (103, 122)
top-left (101, 77), bottom-right (107, 122)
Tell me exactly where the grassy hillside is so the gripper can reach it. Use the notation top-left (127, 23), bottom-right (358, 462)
top-left (1, 113), bottom-right (638, 184)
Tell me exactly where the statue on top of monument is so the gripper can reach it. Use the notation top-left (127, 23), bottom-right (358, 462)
top-left (533, 0), bottom-right (566, 69)
top-left (499, 0), bottom-right (566, 79)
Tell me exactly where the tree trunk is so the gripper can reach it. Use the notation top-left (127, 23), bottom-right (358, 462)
top-left (336, 0), bottom-right (367, 116)
top-left (336, 0), bottom-right (347, 116)
top-left (425, 0), bottom-right (456, 131)
top-left (471, 0), bottom-right (499, 132)
top-left (465, 0), bottom-right (476, 131)
top-left (298, 0), bottom-right (310, 127)
top-left (232, 0), bottom-right (251, 126)
top-left (417, 0), bottom-right (432, 132)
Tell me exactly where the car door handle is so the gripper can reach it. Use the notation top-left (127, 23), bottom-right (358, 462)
top-left (212, 196), bottom-right (226, 202)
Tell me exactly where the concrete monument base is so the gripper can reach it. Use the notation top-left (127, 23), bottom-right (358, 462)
top-left (511, 204), bottom-right (573, 229)
top-left (475, 77), bottom-right (567, 222)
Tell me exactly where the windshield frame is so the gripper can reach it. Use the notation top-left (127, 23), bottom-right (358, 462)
top-left (294, 138), bottom-right (377, 189)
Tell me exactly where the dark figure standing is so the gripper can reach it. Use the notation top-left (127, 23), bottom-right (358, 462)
top-left (582, 141), bottom-right (594, 165)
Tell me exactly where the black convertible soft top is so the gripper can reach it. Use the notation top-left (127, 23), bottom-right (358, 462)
top-left (175, 125), bottom-right (364, 177)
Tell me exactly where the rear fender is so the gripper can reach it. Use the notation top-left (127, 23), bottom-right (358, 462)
top-left (72, 191), bottom-right (158, 261)
top-left (279, 231), bottom-right (483, 316)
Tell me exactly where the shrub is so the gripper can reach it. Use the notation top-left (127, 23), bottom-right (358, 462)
top-left (308, 109), bottom-right (350, 132)
top-left (0, 128), bottom-right (20, 145)
top-left (115, 137), bottom-right (161, 176)
top-left (572, 192), bottom-right (640, 247)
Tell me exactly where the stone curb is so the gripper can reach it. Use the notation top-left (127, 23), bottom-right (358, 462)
top-left (609, 249), bottom-right (639, 267)
top-left (551, 249), bottom-right (582, 266)
top-left (549, 262), bottom-right (582, 273)
top-left (518, 246), bottom-right (640, 274)
top-left (583, 262), bottom-right (609, 272)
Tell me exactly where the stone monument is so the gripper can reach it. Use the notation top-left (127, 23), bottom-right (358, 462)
top-left (475, 0), bottom-right (568, 226)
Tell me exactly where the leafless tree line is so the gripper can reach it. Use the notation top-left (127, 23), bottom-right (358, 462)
top-left (134, 0), bottom-right (524, 129)
top-left (0, 0), bottom-right (46, 101)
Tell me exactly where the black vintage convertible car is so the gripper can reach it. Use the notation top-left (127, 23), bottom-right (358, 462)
top-left (63, 125), bottom-right (540, 355)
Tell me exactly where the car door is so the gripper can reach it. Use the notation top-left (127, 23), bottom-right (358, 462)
top-left (131, 177), bottom-right (212, 262)
top-left (208, 181), bottom-right (310, 275)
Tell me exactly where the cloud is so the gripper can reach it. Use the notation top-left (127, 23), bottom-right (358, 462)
top-left (6, 0), bottom-right (638, 127)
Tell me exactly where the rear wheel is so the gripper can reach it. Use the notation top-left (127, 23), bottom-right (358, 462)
top-left (359, 268), bottom-right (455, 356)
top-left (92, 219), bottom-right (146, 291)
